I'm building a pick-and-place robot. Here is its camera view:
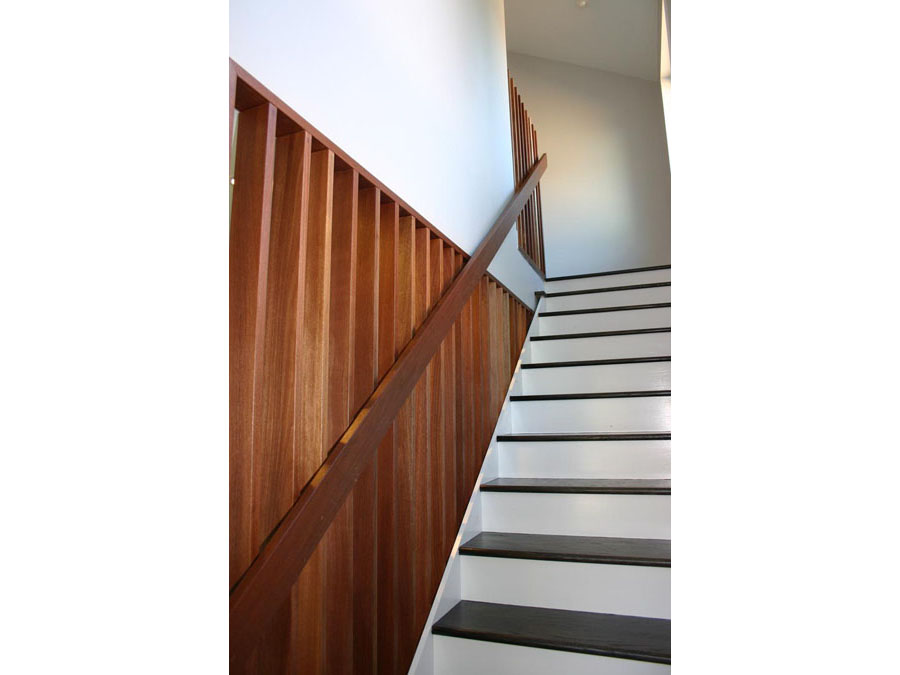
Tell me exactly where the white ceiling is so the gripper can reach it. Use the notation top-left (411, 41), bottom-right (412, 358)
top-left (504, 0), bottom-right (662, 81)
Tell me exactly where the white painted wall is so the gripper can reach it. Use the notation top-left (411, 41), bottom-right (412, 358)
top-left (230, 0), bottom-right (543, 306)
top-left (507, 52), bottom-right (670, 277)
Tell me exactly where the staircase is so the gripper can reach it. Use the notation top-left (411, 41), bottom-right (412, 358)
top-left (428, 264), bottom-right (671, 674)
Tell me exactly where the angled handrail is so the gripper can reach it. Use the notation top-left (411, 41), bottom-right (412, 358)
top-left (230, 153), bottom-right (547, 667)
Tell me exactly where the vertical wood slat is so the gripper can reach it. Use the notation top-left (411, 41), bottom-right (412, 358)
top-left (323, 166), bottom-right (359, 675)
top-left (394, 214), bottom-right (417, 664)
top-left (326, 169), bottom-right (359, 449)
top-left (293, 147), bottom-right (336, 675)
top-left (230, 102), bottom-right (277, 587)
top-left (251, 129), bottom-right (311, 560)
top-left (376, 201), bottom-right (399, 674)
top-left (413, 226), bottom-right (433, 631)
top-left (352, 185), bottom-right (380, 675)
top-left (440, 246), bottom-right (457, 558)
top-left (508, 75), bottom-right (545, 275)
top-left (428, 237), bottom-right (445, 588)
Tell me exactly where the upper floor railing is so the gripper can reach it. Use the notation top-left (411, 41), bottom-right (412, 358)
top-left (508, 73), bottom-right (546, 277)
top-left (229, 59), bottom-right (547, 673)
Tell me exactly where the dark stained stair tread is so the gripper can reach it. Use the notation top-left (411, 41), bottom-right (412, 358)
top-left (544, 281), bottom-right (670, 298)
top-left (522, 356), bottom-right (671, 369)
top-left (539, 302), bottom-right (670, 317)
top-left (432, 600), bottom-right (671, 664)
top-left (531, 327), bottom-right (670, 341)
top-left (480, 478), bottom-right (671, 495)
top-left (460, 532), bottom-right (670, 567)
top-left (545, 264), bottom-right (671, 282)
top-left (496, 432), bottom-right (671, 441)
top-left (511, 390), bottom-right (670, 401)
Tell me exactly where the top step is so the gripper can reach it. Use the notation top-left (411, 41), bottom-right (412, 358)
top-left (545, 265), bottom-right (670, 294)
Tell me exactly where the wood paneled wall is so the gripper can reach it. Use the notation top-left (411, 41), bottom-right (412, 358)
top-left (508, 74), bottom-right (546, 277)
top-left (231, 64), bottom-right (533, 674)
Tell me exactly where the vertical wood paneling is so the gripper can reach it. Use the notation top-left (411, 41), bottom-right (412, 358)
top-left (428, 236), bottom-right (444, 589)
top-left (412, 225), bottom-right (432, 632)
top-left (230, 101), bottom-right (277, 587)
top-left (394, 214), bottom-right (416, 665)
top-left (441, 246), bottom-right (457, 554)
top-left (375, 201), bottom-right (398, 674)
top-left (323, 166), bottom-right (358, 675)
top-left (326, 169), bottom-right (359, 449)
top-left (297, 148), bottom-right (334, 490)
top-left (230, 69), bottom-right (542, 674)
top-left (352, 185), bottom-right (379, 675)
top-left (251, 130), bottom-right (311, 558)
top-left (292, 147), bottom-right (335, 675)
top-left (353, 186), bottom-right (381, 415)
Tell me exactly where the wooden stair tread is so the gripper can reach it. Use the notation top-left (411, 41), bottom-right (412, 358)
top-left (531, 327), bottom-right (670, 341)
top-left (511, 390), bottom-right (670, 401)
top-left (432, 600), bottom-right (671, 664)
top-left (545, 264), bottom-right (670, 282)
top-left (521, 356), bottom-right (671, 369)
top-left (496, 432), bottom-right (671, 442)
top-left (460, 532), bottom-right (670, 567)
top-left (539, 302), bottom-right (670, 317)
top-left (544, 281), bottom-right (670, 298)
top-left (481, 478), bottom-right (671, 495)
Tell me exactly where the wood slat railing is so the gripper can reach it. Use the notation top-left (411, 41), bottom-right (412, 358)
top-left (229, 59), bottom-right (547, 673)
top-left (509, 74), bottom-right (546, 277)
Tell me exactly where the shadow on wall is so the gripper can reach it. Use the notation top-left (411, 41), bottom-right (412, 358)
top-left (507, 52), bottom-right (670, 276)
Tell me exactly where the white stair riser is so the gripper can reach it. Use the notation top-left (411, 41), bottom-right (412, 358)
top-left (511, 397), bottom-right (671, 434)
top-left (434, 636), bottom-right (671, 675)
top-left (529, 333), bottom-right (670, 362)
top-left (498, 440), bottom-right (671, 479)
top-left (539, 307), bottom-right (670, 335)
top-left (544, 286), bottom-right (670, 313)
top-left (521, 362), bottom-right (671, 395)
top-left (545, 269), bottom-right (671, 294)
top-left (482, 493), bottom-right (671, 538)
top-left (461, 557), bottom-right (670, 618)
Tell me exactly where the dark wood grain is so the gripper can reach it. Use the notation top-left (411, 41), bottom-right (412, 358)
top-left (496, 433), bottom-right (672, 442)
top-left (521, 356), bottom-right (671, 369)
top-left (460, 532), bottom-right (671, 567)
top-left (531, 327), bottom-right (671, 342)
top-left (544, 281), bottom-right (671, 298)
top-left (432, 601), bottom-right (671, 664)
top-left (545, 264), bottom-right (671, 282)
top-left (540, 302), bottom-right (671, 317)
top-left (480, 478), bottom-right (671, 495)
top-left (510, 390), bottom-right (671, 401)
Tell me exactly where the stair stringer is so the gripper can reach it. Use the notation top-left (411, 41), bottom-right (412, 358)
top-left (407, 295), bottom-right (545, 675)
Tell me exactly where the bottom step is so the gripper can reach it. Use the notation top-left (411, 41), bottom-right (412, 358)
top-left (433, 600), bottom-right (670, 664)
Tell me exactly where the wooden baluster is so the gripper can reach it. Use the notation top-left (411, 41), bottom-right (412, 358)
top-left (291, 147), bottom-right (336, 675)
top-left (251, 129), bottom-right (311, 562)
top-left (394, 214), bottom-right (416, 664)
top-left (322, 165), bottom-right (358, 674)
top-left (352, 185), bottom-right (380, 674)
top-left (326, 168), bottom-right (359, 448)
top-left (411, 225), bottom-right (433, 638)
top-left (443, 247), bottom-right (459, 543)
top-left (428, 237), bottom-right (445, 589)
top-left (376, 201), bottom-right (399, 674)
top-left (230, 101), bottom-right (277, 587)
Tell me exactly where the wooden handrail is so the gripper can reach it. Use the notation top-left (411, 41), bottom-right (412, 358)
top-left (230, 153), bottom-right (547, 667)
